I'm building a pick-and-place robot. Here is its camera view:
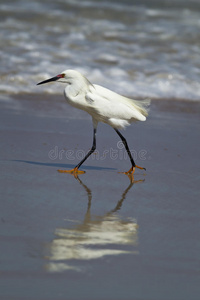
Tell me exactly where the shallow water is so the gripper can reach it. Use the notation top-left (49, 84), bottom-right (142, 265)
top-left (1, 0), bottom-right (200, 100)
top-left (0, 95), bottom-right (200, 299)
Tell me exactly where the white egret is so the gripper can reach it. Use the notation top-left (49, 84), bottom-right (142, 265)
top-left (37, 69), bottom-right (150, 178)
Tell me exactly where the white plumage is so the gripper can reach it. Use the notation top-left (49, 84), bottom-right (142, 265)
top-left (37, 69), bottom-right (150, 179)
top-left (61, 70), bottom-right (150, 129)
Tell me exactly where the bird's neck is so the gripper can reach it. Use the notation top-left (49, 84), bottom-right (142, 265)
top-left (65, 78), bottom-right (90, 98)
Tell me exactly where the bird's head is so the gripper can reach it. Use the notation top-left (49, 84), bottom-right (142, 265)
top-left (37, 69), bottom-right (89, 86)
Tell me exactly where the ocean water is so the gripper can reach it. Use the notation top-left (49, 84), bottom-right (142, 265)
top-left (1, 0), bottom-right (200, 100)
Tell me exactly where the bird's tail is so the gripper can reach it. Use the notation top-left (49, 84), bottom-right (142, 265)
top-left (132, 98), bottom-right (151, 117)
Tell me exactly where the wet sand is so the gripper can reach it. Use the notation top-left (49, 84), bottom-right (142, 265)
top-left (0, 94), bottom-right (200, 300)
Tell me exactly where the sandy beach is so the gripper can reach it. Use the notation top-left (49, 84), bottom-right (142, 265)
top-left (0, 94), bottom-right (200, 300)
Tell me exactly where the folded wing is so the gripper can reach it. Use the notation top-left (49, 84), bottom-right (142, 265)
top-left (86, 84), bottom-right (150, 127)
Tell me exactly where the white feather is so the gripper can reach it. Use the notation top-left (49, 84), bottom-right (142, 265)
top-left (61, 70), bottom-right (150, 129)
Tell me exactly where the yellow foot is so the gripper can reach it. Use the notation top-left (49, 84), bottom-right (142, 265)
top-left (135, 165), bottom-right (146, 171)
top-left (118, 167), bottom-right (135, 182)
top-left (57, 167), bottom-right (85, 178)
top-left (118, 165), bottom-right (146, 182)
top-left (119, 165), bottom-right (146, 175)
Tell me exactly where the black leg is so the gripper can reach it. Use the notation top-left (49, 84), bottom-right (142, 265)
top-left (114, 128), bottom-right (136, 168)
top-left (75, 128), bottom-right (97, 170)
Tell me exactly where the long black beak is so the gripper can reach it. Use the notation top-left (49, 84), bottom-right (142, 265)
top-left (37, 75), bottom-right (61, 85)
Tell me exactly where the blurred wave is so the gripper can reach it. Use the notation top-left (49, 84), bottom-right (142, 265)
top-left (1, 0), bottom-right (200, 100)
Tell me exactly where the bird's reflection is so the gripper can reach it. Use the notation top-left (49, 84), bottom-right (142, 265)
top-left (45, 176), bottom-right (144, 273)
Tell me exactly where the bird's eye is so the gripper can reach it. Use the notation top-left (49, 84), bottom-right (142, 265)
top-left (57, 74), bottom-right (65, 79)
